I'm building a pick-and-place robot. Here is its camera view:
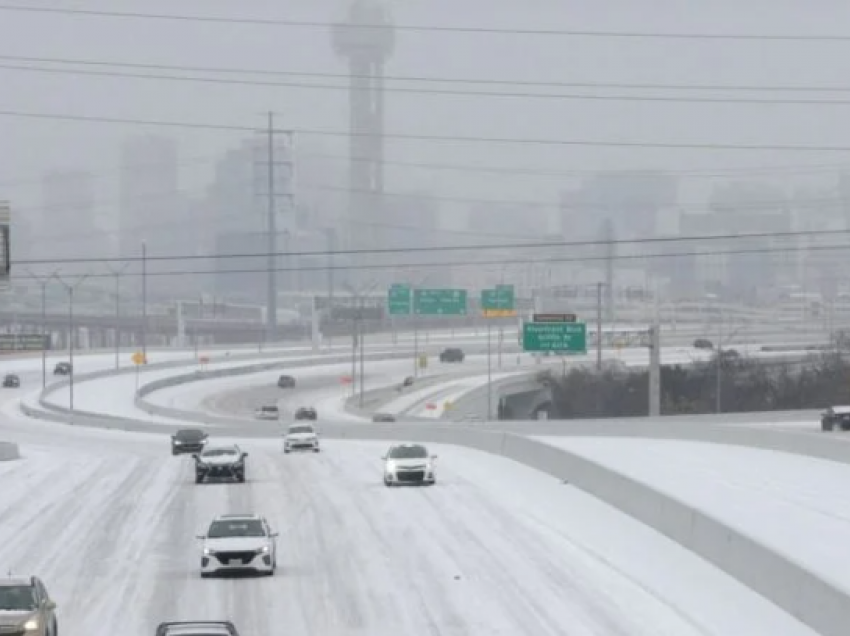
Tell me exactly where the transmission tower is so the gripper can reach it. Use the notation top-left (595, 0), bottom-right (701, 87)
top-left (333, 0), bottom-right (394, 283)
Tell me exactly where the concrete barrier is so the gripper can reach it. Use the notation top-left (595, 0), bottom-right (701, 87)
top-left (0, 441), bottom-right (20, 461)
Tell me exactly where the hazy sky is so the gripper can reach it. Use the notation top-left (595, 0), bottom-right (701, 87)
top-left (3, 0), bottom-right (850, 238)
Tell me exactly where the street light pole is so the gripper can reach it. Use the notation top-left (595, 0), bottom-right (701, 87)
top-left (487, 318), bottom-right (492, 420)
top-left (55, 274), bottom-right (88, 414)
top-left (141, 241), bottom-right (148, 359)
top-left (104, 262), bottom-right (130, 369)
top-left (412, 274), bottom-right (430, 378)
top-left (359, 295), bottom-right (366, 408)
top-left (344, 280), bottom-right (377, 403)
top-left (25, 269), bottom-right (59, 389)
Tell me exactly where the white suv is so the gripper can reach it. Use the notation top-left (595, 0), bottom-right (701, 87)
top-left (283, 424), bottom-right (320, 453)
top-left (197, 514), bottom-right (278, 577)
top-left (382, 443), bottom-right (437, 487)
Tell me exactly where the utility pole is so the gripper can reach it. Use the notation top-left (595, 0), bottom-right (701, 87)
top-left (105, 262), bottom-right (130, 369)
top-left (258, 116), bottom-right (296, 343)
top-left (26, 268), bottom-right (58, 388)
top-left (55, 274), bottom-right (89, 413)
top-left (266, 111), bottom-right (278, 343)
top-left (596, 282), bottom-right (603, 371)
top-left (141, 241), bottom-right (147, 359)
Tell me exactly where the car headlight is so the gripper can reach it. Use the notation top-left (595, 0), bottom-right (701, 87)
top-left (385, 461), bottom-right (397, 471)
top-left (260, 545), bottom-right (270, 553)
top-left (203, 547), bottom-right (215, 555)
top-left (23, 620), bottom-right (39, 631)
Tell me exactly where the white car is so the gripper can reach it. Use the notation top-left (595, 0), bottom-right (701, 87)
top-left (382, 443), bottom-right (437, 487)
top-left (197, 514), bottom-right (278, 577)
top-left (254, 405), bottom-right (279, 421)
top-left (283, 423), bottom-right (320, 453)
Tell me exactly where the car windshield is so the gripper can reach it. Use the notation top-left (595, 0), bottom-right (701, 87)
top-left (202, 449), bottom-right (237, 458)
top-left (289, 426), bottom-right (313, 435)
top-left (208, 519), bottom-right (265, 538)
top-left (389, 445), bottom-right (428, 459)
top-left (177, 430), bottom-right (204, 440)
top-left (0, 585), bottom-right (37, 611)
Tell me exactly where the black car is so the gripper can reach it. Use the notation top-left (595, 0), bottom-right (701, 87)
top-left (821, 406), bottom-right (850, 432)
top-left (155, 622), bottom-right (240, 636)
top-left (2, 374), bottom-right (20, 388)
top-left (402, 376), bottom-right (414, 388)
top-left (372, 412), bottom-right (396, 422)
top-left (277, 375), bottom-right (296, 388)
top-left (439, 348), bottom-right (465, 363)
top-left (171, 428), bottom-right (209, 455)
top-left (693, 338), bottom-right (714, 350)
top-left (294, 407), bottom-right (317, 421)
top-left (53, 362), bottom-right (72, 376)
top-left (194, 445), bottom-right (248, 483)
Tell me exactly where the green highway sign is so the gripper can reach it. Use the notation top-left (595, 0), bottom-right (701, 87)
top-left (481, 285), bottom-right (516, 318)
top-left (522, 321), bottom-right (587, 353)
top-left (0, 333), bottom-right (49, 351)
top-left (388, 284), bottom-right (412, 315)
top-left (481, 285), bottom-right (515, 310)
top-left (414, 288), bottom-right (468, 315)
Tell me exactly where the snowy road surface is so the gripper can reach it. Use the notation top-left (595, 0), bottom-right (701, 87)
top-left (0, 432), bottom-right (816, 636)
top-left (541, 437), bottom-right (850, 595)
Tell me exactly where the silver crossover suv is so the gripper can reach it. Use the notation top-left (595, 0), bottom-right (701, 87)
top-left (0, 575), bottom-right (58, 636)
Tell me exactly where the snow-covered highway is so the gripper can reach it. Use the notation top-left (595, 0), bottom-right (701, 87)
top-left (0, 340), bottom-right (843, 635)
top-left (0, 421), bottom-right (817, 635)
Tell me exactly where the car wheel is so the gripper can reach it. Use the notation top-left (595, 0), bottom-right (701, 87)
top-left (201, 572), bottom-right (211, 579)
top-left (51, 619), bottom-right (58, 636)
top-left (195, 475), bottom-right (204, 484)
top-left (314, 448), bottom-right (320, 453)
top-left (284, 449), bottom-right (290, 454)
top-left (237, 473), bottom-right (246, 483)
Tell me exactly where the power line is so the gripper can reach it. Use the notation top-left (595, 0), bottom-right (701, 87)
top-left (12, 242), bottom-right (850, 281)
top-left (4, 53), bottom-right (850, 94)
top-left (1, 4), bottom-right (849, 42)
top-left (13, 227), bottom-right (850, 267)
top-left (5, 108), bottom-right (850, 152)
top-left (10, 60), bottom-right (850, 106)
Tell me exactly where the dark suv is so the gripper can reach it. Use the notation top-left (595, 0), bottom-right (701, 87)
top-left (3, 374), bottom-right (20, 388)
top-left (821, 406), bottom-right (850, 432)
top-left (0, 575), bottom-right (58, 636)
top-left (439, 348), bottom-right (465, 363)
top-left (295, 407), bottom-right (317, 421)
top-left (171, 429), bottom-right (209, 455)
top-left (53, 362), bottom-right (71, 376)
top-left (277, 375), bottom-right (296, 388)
top-left (155, 621), bottom-right (239, 636)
